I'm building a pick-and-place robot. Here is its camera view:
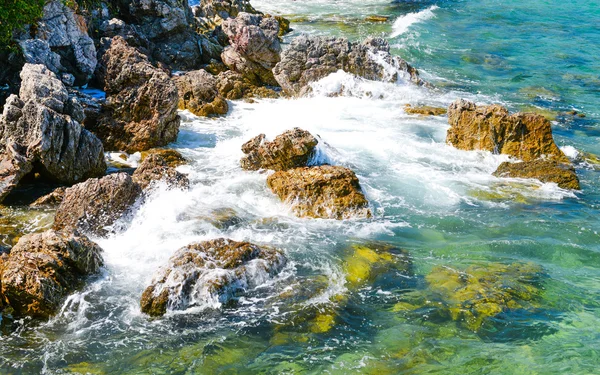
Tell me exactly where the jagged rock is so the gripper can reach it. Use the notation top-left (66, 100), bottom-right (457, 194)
top-left (93, 37), bottom-right (180, 153)
top-left (0, 64), bottom-right (106, 202)
top-left (215, 71), bottom-right (279, 100)
top-left (132, 154), bottom-right (189, 190)
top-left (30, 187), bottom-right (67, 207)
top-left (273, 35), bottom-right (424, 96)
top-left (53, 173), bottom-right (142, 236)
top-left (140, 238), bottom-right (286, 316)
top-left (267, 165), bottom-right (372, 220)
top-left (140, 148), bottom-right (187, 168)
top-left (493, 159), bottom-right (580, 190)
top-left (174, 70), bottom-right (229, 117)
top-left (447, 99), bottom-right (568, 162)
top-left (240, 128), bottom-right (318, 171)
top-left (404, 104), bottom-right (447, 116)
top-left (192, 0), bottom-right (258, 24)
top-left (0, 230), bottom-right (103, 318)
top-left (19, 0), bottom-right (97, 85)
top-left (97, 18), bottom-right (150, 51)
top-left (221, 13), bottom-right (282, 85)
top-left (0, 145), bottom-right (33, 203)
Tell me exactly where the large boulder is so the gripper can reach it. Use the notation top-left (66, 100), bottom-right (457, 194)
top-left (53, 173), bottom-right (142, 236)
top-left (447, 99), bottom-right (568, 162)
top-left (240, 128), bottom-right (318, 171)
top-left (0, 64), bottom-right (106, 202)
top-left (140, 238), bottom-right (286, 316)
top-left (273, 36), bottom-right (424, 96)
top-left (221, 13), bottom-right (282, 86)
top-left (19, 0), bottom-right (97, 85)
top-left (267, 165), bottom-right (372, 220)
top-left (173, 70), bottom-right (228, 117)
top-left (0, 230), bottom-right (103, 318)
top-left (132, 154), bottom-right (189, 190)
top-left (493, 159), bottom-right (580, 190)
top-left (215, 71), bottom-right (280, 100)
top-left (93, 37), bottom-right (180, 153)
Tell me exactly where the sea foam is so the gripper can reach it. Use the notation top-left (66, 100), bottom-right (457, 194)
top-left (390, 5), bottom-right (439, 38)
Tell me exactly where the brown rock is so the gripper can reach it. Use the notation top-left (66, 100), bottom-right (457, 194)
top-left (0, 145), bottom-right (33, 203)
top-left (215, 71), bottom-right (280, 100)
top-left (241, 128), bottom-right (318, 171)
top-left (173, 70), bottom-right (229, 117)
top-left (267, 165), bottom-right (372, 220)
top-left (140, 148), bottom-right (187, 168)
top-left (404, 104), bottom-right (447, 116)
top-left (93, 37), bottom-right (180, 153)
top-left (0, 230), bottom-right (103, 318)
top-left (30, 187), bottom-right (67, 207)
top-left (132, 154), bottom-right (189, 190)
top-left (140, 238), bottom-right (286, 316)
top-left (365, 15), bottom-right (389, 22)
top-left (53, 173), bottom-right (142, 236)
top-left (493, 159), bottom-right (580, 190)
top-left (447, 99), bottom-right (568, 162)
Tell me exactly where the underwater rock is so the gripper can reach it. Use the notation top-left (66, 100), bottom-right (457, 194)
top-left (215, 71), bottom-right (280, 100)
top-left (140, 148), bottom-right (188, 168)
top-left (344, 243), bottom-right (412, 288)
top-left (174, 70), bottom-right (229, 117)
top-left (53, 173), bottom-right (142, 236)
top-left (93, 36), bottom-right (180, 153)
top-left (140, 238), bottom-right (286, 316)
top-left (0, 230), bottom-right (103, 318)
top-left (30, 187), bottom-right (67, 208)
top-left (493, 159), bottom-right (580, 190)
top-left (267, 165), bottom-right (372, 220)
top-left (221, 13), bottom-right (282, 86)
top-left (240, 128), bottom-right (318, 171)
top-left (404, 104), bottom-right (447, 116)
top-left (19, 0), bottom-right (97, 85)
top-left (273, 35), bottom-right (424, 96)
top-left (132, 154), bottom-right (189, 191)
top-left (447, 99), bottom-right (568, 162)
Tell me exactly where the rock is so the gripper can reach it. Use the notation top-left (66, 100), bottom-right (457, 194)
top-left (240, 128), bottom-right (318, 171)
top-left (140, 238), bottom-right (286, 316)
top-left (267, 165), bottom-right (372, 220)
top-left (132, 154), bottom-right (189, 190)
top-left (192, 0), bottom-right (259, 24)
top-left (273, 35), bottom-right (424, 96)
top-left (221, 13), bottom-right (282, 85)
top-left (404, 104), bottom-right (447, 116)
top-left (215, 71), bottom-right (279, 100)
top-left (365, 15), bottom-right (389, 23)
top-left (447, 99), bottom-right (568, 162)
top-left (53, 173), bottom-right (142, 236)
top-left (173, 70), bottom-right (229, 117)
top-left (30, 187), bottom-right (67, 207)
top-left (93, 37), bottom-right (180, 153)
top-left (19, 0), bottom-right (97, 85)
top-left (343, 243), bottom-right (411, 288)
top-left (0, 230), bottom-right (103, 318)
top-left (0, 64), bottom-right (106, 202)
top-left (0, 145), bottom-right (33, 203)
top-left (140, 148), bottom-right (187, 168)
top-left (493, 159), bottom-right (580, 190)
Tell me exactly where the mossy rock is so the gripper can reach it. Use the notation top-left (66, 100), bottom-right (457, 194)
top-left (343, 242), bottom-right (412, 288)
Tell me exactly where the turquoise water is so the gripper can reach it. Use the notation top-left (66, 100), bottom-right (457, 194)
top-left (2, 0), bottom-right (600, 374)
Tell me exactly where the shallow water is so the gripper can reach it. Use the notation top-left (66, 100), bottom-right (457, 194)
top-left (2, 0), bottom-right (600, 374)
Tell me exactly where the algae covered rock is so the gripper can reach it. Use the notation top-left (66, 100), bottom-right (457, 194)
top-left (267, 165), bottom-right (371, 220)
top-left (0, 230), bottom-right (103, 318)
top-left (343, 243), bottom-right (411, 288)
top-left (404, 104), bottom-right (447, 116)
top-left (140, 238), bottom-right (287, 316)
top-left (174, 70), bottom-right (229, 117)
top-left (132, 153), bottom-right (189, 191)
top-left (240, 128), bottom-right (318, 171)
top-left (53, 173), bottom-right (142, 236)
top-left (493, 159), bottom-right (580, 190)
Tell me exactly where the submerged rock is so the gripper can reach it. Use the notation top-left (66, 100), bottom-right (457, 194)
top-left (140, 238), bottom-right (286, 316)
top-left (493, 159), bottom-right (580, 190)
top-left (240, 128), bottom-right (318, 171)
top-left (53, 173), bottom-right (142, 236)
top-left (267, 165), bottom-right (372, 220)
top-left (273, 35), bottom-right (424, 96)
top-left (343, 243), bottom-right (411, 288)
top-left (93, 37), bottom-right (180, 153)
top-left (174, 70), bottom-right (229, 117)
top-left (0, 230), bottom-right (103, 318)
top-left (30, 187), bottom-right (67, 207)
top-left (221, 13), bottom-right (282, 86)
top-left (132, 154), bottom-right (189, 190)
top-left (447, 99), bottom-right (568, 162)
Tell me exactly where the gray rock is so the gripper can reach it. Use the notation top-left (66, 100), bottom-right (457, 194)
top-left (173, 70), bottom-right (229, 117)
top-left (132, 154), bottom-right (189, 190)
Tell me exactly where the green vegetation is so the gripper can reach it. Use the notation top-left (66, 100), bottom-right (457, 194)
top-left (0, 0), bottom-right (46, 49)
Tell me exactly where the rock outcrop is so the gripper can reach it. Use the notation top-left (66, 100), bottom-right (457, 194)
top-left (53, 173), bottom-right (142, 236)
top-left (493, 159), bottom-right (580, 190)
top-left (0, 230), bottom-right (103, 318)
top-left (215, 71), bottom-right (280, 100)
top-left (192, 0), bottom-right (258, 26)
top-left (267, 165), bottom-right (372, 220)
top-left (140, 238), bottom-right (286, 316)
top-left (30, 187), bottom-right (67, 207)
top-left (0, 64), bottom-right (106, 202)
top-left (221, 13), bottom-right (282, 85)
top-left (93, 37), bottom-right (180, 153)
top-left (174, 70), bottom-right (228, 117)
top-left (273, 36), bottom-right (424, 96)
top-left (132, 154), bottom-right (189, 190)
top-left (19, 0), bottom-right (97, 85)
top-left (140, 148), bottom-right (187, 168)
top-left (241, 128), bottom-right (318, 171)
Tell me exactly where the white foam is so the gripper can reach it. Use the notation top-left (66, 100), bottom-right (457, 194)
top-left (561, 145), bottom-right (581, 162)
top-left (390, 5), bottom-right (439, 38)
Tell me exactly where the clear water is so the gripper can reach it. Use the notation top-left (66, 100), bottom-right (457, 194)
top-left (2, 0), bottom-right (600, 373)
